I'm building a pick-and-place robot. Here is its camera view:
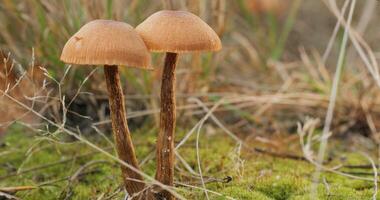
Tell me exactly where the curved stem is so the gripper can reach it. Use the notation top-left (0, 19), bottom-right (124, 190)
top-left (104, 65), bottom-right (147, 198)
top-left (156, 53), bottom-right (178, 200)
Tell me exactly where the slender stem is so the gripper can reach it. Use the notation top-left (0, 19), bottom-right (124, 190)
top-left (311, 0), bottom-right (356, 197)
top-left (104, 65), bottom-right (146, 198)
top-left (156, 53), bottom-right (178, 200)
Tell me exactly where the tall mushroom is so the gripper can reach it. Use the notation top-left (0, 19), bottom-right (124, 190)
top-left (136, 10), bottom-right (222, 199)
top-left (60, 20), bottom-right (152, 199)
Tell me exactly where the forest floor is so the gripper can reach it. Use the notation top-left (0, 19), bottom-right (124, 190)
top-left (0, 124), bottom-right (378, 200)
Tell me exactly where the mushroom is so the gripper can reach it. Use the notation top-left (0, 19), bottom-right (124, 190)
top-left (136, 10), bottom-right (222, 199)
top-left (60, 20), bottom-right (152, 199)
top-left (247, 0), bottom-right (289, 16)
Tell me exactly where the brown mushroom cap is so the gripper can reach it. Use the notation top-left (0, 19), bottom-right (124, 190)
top-left (61, 20), bottom-right (152, 69)
top-left (135, 10), bottom-right (222, 53)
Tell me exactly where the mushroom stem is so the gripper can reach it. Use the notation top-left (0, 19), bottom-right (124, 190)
top-left (156, 52), bottom-right (178, 200)
top-left (104, 65), bottom-right (146, 198)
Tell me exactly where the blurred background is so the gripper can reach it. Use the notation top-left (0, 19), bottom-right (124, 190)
top-left (1, 0), bottom-right (380, 199)
top-left (2, 0), bottom-right (380, 139)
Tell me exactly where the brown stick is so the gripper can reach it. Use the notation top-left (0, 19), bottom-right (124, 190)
top-left (155, 53), bottom-right (178, 200)
top-left (104, 65), bottom-right (147, 199)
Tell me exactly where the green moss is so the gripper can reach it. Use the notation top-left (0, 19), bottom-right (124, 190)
top-left (1, 125), bottom-right (379, 199)
top-left (291, 185), bottom-right (376, 200)
top-left (253, 175), bottom-right (307, 200)
top-left (215, 186), bottom-right (272, 200)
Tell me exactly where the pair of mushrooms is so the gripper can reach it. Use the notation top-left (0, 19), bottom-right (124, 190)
top-left (61, 10), bottom-right (221, 199)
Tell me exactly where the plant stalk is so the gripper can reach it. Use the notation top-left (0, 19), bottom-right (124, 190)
top-left (156, 53), bottom-right (178, 200)
top-left (104, 65), bottom-right (148, 199)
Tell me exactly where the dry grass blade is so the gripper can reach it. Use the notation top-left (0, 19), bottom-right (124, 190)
top-left (311, 0), bottom-right (356, 197)
top-left (0, 191), bottom-right (20, 200)
top-left (360, 152), bottom-right (378, 200)
top-left (0, 186), bottom-right (37, 193)
top-left (322, 0), bottom-right (350, 63)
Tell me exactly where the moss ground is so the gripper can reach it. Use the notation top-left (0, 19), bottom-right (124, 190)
top-left (0, 124), bottom-right (378, 200)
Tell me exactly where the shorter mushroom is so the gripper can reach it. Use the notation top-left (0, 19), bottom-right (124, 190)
top-left (60, 20), bottom-right (152, 199)
top-left (136, 10), bottom-right (222, 200)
